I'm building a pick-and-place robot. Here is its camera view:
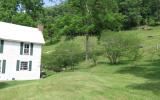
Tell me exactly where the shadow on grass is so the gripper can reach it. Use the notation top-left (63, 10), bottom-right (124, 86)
top-left (127, 81), bottom-right (160, 95)
top-left (117, 66), bottom-right (147, 78)
top-left (0, 80), bottom-right (34, 90)
top-left (116, 59), bottom-right (160, 80)
top-left (0, 82), bottom-right (9, 89)
top-left (116, 59), bottom-right (160, 94)
top-left (98, 60), bottom-right (132, 65)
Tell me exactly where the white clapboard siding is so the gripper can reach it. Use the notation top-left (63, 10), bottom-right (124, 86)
top-left (0, 40), bottom-right (42, 80)
top-left (0, 22), bottom-right (44, 80)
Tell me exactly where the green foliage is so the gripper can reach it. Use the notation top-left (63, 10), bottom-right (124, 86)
top-left (147, 17), bottom-right (156, 26)
top-left (43, 0), bottom-right (160, 41)
top-left (48, 0), bottom-right (124, 60)
top-left (19, 0), bottom-right (44, 20)
top-left (105, 12), bottom-right (125, 31)
top-left (118, 0), bottom-right (143, 28)
top-left (45, 41), bottom-right (84, 71)
top-left (0, 0), bottom-right (160, 39)
top-left (0, 0), bottom-right (44, 26)
top-left (11, 13), bottom-right (35, 26)
top-left (89, 42), bottom-right (104, 65)
top-left (118, 0), bottom-right (160, 29)
top-left (43, 0), bottom-right (123, 40)
top-left (0, 0), bottom-right (17, 22)
top-left (101, 31), bottom-right (141, 64)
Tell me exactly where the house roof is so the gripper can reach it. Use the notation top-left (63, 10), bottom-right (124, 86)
top-left (0, 22), bottom-right (45, 44)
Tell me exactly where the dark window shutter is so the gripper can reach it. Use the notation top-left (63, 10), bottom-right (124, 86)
top-left (30, 43), bottom-right (33, 55)
top-left (2, 60), bottom-right (6, 74)
top-left (20, 42), bottom-right (23, 55)
top-left (0, 40), bottom-right (4, 53)
top-left (29, 61), bottom-right (32, 71)
top-left (16, 60), bottom-right (20, 71)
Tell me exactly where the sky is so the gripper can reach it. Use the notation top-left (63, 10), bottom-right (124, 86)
top-left (43, 0), bottom-right (62, 7)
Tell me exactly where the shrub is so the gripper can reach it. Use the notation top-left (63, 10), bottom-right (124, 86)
top-left (49, 42), bottom-right (83, 71)
top-left (89, 43), bottom-right (104, 65)
top-left (147, 17), bottom-right (156, 26)
top-left (101, 31), bottom-right (141, 64)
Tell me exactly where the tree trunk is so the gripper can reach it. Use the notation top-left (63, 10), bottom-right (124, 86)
top-left (85, 34), bottom-right (89, 61)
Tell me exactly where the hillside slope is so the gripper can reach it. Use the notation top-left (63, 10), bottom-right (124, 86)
top-left (1, 26), bottom-right (160, 100)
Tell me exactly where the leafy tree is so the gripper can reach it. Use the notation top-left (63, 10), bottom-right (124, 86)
top-left (11, 13), bottom-right (35, 26)
top-left (142, 0), bottom-right (160, 25)
top-left (49, 0), bottom-right (124, 61)
top-left (117, 0), bottom-right (160, 28)
top-left (0, 0), bottom-right (44, 26)
top-left (101, 31), bottom-right (141, 64)
top-left (0, 0), bottom-right (17, 22)
top-left (118, 0), bottom-right (143, 28)
top-left (42, 4), bottom-right (68, 43)
top-left (18, 0), bottom-right (44, 21)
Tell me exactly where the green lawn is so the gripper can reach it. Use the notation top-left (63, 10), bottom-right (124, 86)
top-left (1, 26), bottom-right (160, 100)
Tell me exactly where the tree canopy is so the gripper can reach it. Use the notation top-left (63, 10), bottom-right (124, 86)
top-left (0, 0), bottom-right (159, 32)
top-left (0, 0), bottom-right (44, 26)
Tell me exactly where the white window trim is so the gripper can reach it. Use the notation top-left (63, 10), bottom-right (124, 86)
top-left (20, 61), bottom-right (29, 71)
top-left (23, 43), bottom-right (30, 55)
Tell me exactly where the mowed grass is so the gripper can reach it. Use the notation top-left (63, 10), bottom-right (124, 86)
top-left (0, 63), bottom-right (160, 100)
top-left (1, 26), bottom-right (160, 100)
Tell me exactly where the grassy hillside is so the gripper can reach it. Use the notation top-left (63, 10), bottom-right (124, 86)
top-left (1, 26), bottom-right (160, 100)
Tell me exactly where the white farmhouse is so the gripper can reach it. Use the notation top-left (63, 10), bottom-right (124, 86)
top-left (0, 22), bottom-right (45, 80)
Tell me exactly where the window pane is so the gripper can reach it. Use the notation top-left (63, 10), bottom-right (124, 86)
top-left (24, 49), bottom-right (29, 54)
top-left (25, 44), bottom-right (29, 48)
top-left (20, 62), bottom-right (28, 70)
top-left (23, 43), bottom-right (30, 55)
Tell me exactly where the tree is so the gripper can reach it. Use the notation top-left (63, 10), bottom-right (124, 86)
top-left (0, 0), bottom-right (44, 27)
top-left (0, 0), bottom-right (17, 22)
top-left (42, 4), bottom-right (67, 43)
top-left (11, 13), bottom-right (35, 26)
top-left (49, 0), bottom-right (124, 61)
top-left (118, 0), bottom-right (143, 28)
top-left (101, 31), bottom-right (141, 64)
top-left (117, 0), bottom-right (160, 28)
top-left (18, 0), bottom-right (44, 21)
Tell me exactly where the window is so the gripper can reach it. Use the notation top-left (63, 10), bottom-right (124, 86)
top-left (17, 60), bottom-right (32, 71)
top-left (20, 61), bottom-right (28, 70)
top-left (0, 40), bottom-right (4, 53)
top-left (23, 43), bottom-right (30, 55)
top-left (0, 60), bottom-right (6, 73)
top-left (20, 43), bottom-right (33, 55)
top-left (0, 40), bottom-right (1, 47)
top-left (0, 60), bottom-right (1, 73)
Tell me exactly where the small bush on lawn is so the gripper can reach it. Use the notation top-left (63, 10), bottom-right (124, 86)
top-left (89, 44), bottom-right (104, 65)
top-left (49, 41), bottom-right (84, 71)
top-left (101, 31), bottom-right (141, 64)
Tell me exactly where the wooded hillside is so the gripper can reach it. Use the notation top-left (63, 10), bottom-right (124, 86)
top-left (0, 0), bottom-right (160, 38)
